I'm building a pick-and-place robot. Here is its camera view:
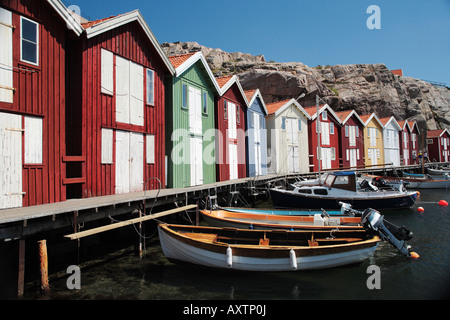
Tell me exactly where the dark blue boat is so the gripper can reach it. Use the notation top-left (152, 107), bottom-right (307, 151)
top-left (270, 171), bottom-right (419, 210)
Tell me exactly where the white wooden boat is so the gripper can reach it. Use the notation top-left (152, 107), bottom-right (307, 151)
top-left (427, 168), bottom-right (450, 175)
top-left (158, 224), bottom-right (380, 272)
top-left (373, 172), bottom-right (450, 189)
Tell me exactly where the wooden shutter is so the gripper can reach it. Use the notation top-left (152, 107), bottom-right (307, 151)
top-left (24, 116), bottom-right (43, 164)
top-left (0, 112), bottom-right (23, 209)
top-left (146, 134), bottom-right (155, 164)
top-left (101, 128), bottom-right (113, 164)
top-left (130, 62), bottom-right (144, 126)
top-left (115, 56), bottom-right (130, 124)
top-left (101, 49), bottom-right (114, 95)
top-left (129, 132), bottom-right (144, 192)
top-left (0, 8), bottom-right (13, 103)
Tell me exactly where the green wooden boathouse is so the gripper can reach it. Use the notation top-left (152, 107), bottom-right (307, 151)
top-left (165, 52), bottom-right (221, 188)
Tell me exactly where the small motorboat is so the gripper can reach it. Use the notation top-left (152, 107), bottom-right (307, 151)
top-left (158, 208), bottom-right (416, 271)
top-left (200, 206), bottom-right (363, 231)
top-left (380, 172), bottom-right (450, 189)
top-left (427, 168), bottom-right (450, 176)
top-left (269, 171), bottom-right (419, 210)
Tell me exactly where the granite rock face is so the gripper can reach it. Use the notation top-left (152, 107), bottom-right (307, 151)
top-left (162, 42), bottom-right (449, 135)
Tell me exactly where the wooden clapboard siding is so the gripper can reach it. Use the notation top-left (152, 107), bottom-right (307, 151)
top-left (335, 110), bottom-right (365, 169)
top-left (244, 90), bottom-right (268, 177)
top-left (166, 57), bottom-right (217, 188)
top-left (215, 79), bottom-right (247, 182)
top-left (0, 0), bottom-right (68, 208)
top-left (305, 105), bottom-right (341, 172)
top-left (69, 18), bottom-right (169, 198)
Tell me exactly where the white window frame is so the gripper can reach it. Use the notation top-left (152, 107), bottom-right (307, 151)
top-left (20, 16), bottom-right (39, 66)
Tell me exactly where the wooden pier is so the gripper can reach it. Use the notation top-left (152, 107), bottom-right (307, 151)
top-left (0, 162), bottom-right (445, 297)
top-left (0, 162), bottom-right (443, 241)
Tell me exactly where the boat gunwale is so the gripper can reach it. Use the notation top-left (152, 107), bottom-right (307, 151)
top-left (158, 223), bottom-right (380, 259)
top-left (199, 209), bottom-right (362, 230)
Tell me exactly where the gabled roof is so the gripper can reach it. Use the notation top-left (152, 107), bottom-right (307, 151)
top-left (169, 51), bottom-right (221, 94)
top-left (303, 104), bottom-right (342, 124)
top-left (379, 116), bottom-right (402, 131)
top-left (407, 120), bottom-right (418, 133)
top-left (335, 110), bottom-right (364, 126)
top-left (266, 98), bottom-right (311, 119)
top-left (216, 75), bottom-right (248, 107)
top-left (46, 0), bottom-right (84, 35)
top-left (428, 129), bottom-right (449, 138)
top-left (244, 89), bottom-right (268, 116)
top-left (397, 120), bottom-right (408, 130)
top-left (359, 113), bottom-right (384, 128)
top-left (168, 53), bottom-right (196, 69)
top-left (82, 10), bottom-right (175, 75)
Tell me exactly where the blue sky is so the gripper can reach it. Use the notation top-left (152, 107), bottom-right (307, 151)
top-left (67, 0), bottom-right (450, 84)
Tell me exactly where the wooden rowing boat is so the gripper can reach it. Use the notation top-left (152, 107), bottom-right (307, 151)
top-left (200, 208), bottom-right (363, 231)
top-left (158, 224), bottom-right (380, 272)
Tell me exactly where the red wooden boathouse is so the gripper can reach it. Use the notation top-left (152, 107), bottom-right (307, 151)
top-left (335, 110), bottom-right (365, 169)
top-left (408, 121), bottom-right (419, 164)
top-left (304, 104), bottom-right (341, 172)
top-left (215, 75), bottom-right (248, 181)
top-left (65, 10), bottom-right (175, 199)
top-left (0, 0), bottom-right (83, 209)
top-left (427, 129), bottom-right (450, 163)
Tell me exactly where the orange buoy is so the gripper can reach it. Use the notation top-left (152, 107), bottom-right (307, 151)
top-left (438, 200), bottom-right (448, 207)
top-left (410, 252), bottom-right (420, 259)
top-left (417, 207), bottom-right (424, 212)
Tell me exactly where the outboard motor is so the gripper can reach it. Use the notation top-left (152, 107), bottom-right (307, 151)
top-left (361, 208), bottom-right (416, 258)
top-left (360, 179), bottom-right (378, 191)
top-left (338, 202), bottom-right (362, 216)
top-left (372, 177), bottom-right (388, 189)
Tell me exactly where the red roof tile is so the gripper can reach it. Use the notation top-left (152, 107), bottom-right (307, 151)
top-left (335, 110), bottom-right (353, 123)
top-left (216, 75), bottom-right (233, 88)
top-left (81, 15), bottom-right (118, 29)
top-left (244, 90), bottom-right (256, 102)
top-left (168, 53), bottom-right (197, 69)
top-left (378, 116), bottom-right (392, 126)
top-left (359, 113), bottom-right (374, 123)
top-left (428, 129), bottom-right (446, 138)
top-left (303, 105), bottom-right (326, 117)
top-left (266, 99), bottom-right (292, 115)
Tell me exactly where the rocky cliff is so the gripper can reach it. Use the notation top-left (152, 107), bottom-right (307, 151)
top-left (162, 42), bottom-right (450, 135)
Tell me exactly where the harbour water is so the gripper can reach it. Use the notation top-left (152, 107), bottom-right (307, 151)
top-left (22, 189), bottom-right (450, 300)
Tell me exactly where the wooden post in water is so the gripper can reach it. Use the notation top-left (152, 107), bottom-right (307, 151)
top-left (17, 239), bottom-right (25, 297)
top-left (38, 240), bottom-right (49, 294)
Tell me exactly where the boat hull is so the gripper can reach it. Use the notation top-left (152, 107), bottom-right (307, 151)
top-left (403, 179), bottom-right (450, 189)
top-left (223, 207), bottom-right (347, 216)
top-left (158, 224), bottom-right (379, 272)
top-left (200, 209), bottom-right (362, 231)
top-left (269, 189), bottom-right (418, 210)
